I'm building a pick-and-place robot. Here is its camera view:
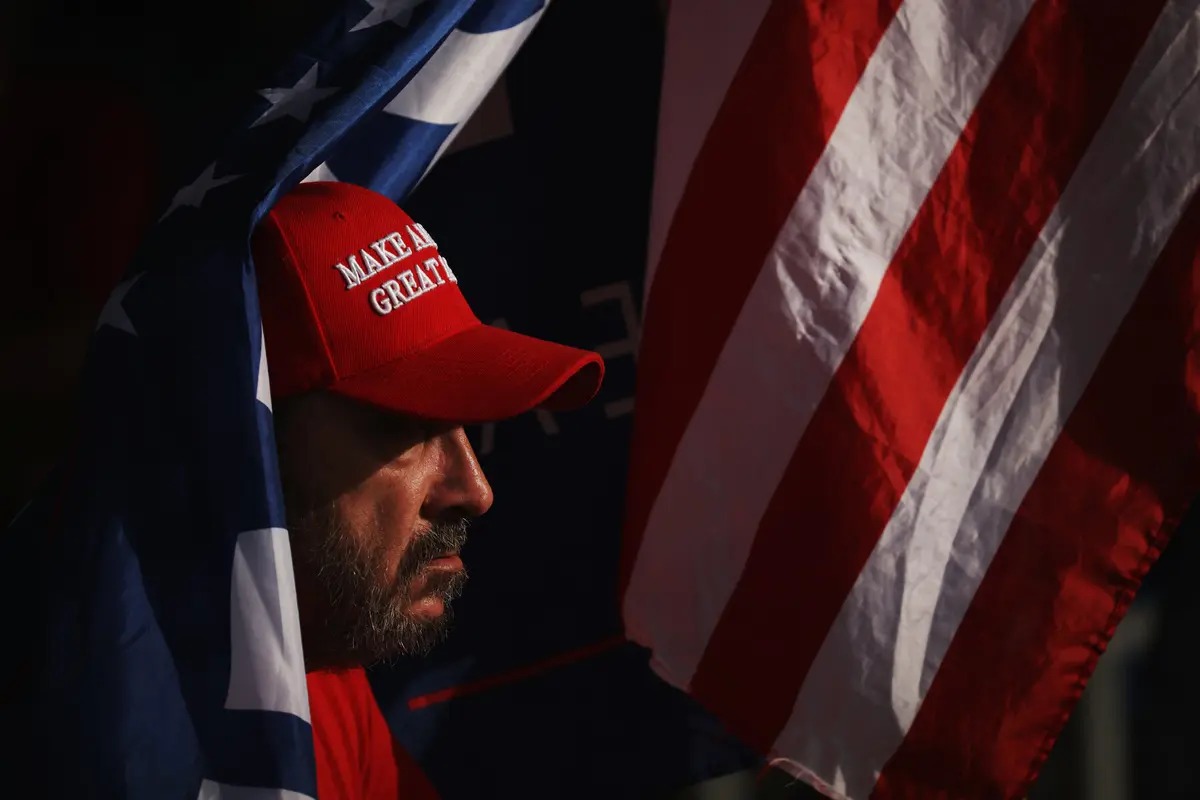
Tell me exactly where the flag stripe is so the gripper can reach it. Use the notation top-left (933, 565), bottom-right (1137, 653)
top-left (302, 4), bottom-right (540, 199)
top-left (326, 115), bottom-right (457, 199)
top-left (625, 0), bottom-right (1033, 702)
top-left (382, 12), bottom-right (545, 125)
top-left (876, 77), bottom-right (1200, 800)
top-left (621, 0), bottom-right (904, 657)
top-left (644, 0), bottom-right (771, 293)
top-left (457, 0), bottom-right (544, 33)
top-left (769, 3), bottom-right (1193, 792)
top-left (225, 528), bottom-right (309, 722)
top-left (686, 0), bottom-right (1171, 755)
top-left (197, 780), bottom-right (314, 800)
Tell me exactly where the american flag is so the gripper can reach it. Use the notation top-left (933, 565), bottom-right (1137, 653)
top-left (10, 1), bottom-right (545, 797)
top-left (620, 1), bottom-right (1200, 798)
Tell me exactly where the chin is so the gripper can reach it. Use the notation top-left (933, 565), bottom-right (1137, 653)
top-left (369, 598), bottom-right (457, 664)
top-left (405, 593), bottom-right (449, 619)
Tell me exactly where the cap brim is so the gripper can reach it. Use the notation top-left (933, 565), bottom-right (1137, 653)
top-left (329, 322), bottom-right (605, 424)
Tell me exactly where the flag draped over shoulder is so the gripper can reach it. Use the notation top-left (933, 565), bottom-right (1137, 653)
top-left (7, 2), bottom-right (543, 797)
top-left (620, 1), bottom-right (1200, 798)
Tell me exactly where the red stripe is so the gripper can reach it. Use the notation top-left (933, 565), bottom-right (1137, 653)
top-left (688, 0), bottom-right (1167, 754)
top-left (405, 636), bottom-right (625, 710)
top-left (618, 0), bottom-right (904, 597)
top-left (875, 183), bottom-right (1200, 800)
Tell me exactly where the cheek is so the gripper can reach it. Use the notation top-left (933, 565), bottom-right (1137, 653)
top-left (336, 470), bottom-right (425, 570)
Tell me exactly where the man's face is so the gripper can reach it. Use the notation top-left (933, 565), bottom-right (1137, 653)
top-left (274, 392), bottom-right (494, 670)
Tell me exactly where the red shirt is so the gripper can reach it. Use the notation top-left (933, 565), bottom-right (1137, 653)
top-left (306, 668), bottom-right (441, 800)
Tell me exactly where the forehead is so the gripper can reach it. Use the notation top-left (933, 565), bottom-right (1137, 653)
top-left (282, 391), bottom-right (465, 455)
top-left (286, 391), bottom-right (412, 435)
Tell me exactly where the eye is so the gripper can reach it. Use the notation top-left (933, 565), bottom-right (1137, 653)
top-left (372, 410), bottom-right (426, 447)
top-left (337, 399), bottom-right (422, 458)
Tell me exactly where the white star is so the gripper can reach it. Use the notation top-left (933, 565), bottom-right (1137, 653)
top-left (350, 0), bottom-right (425, 32)
top-left (251, 64), bottom-right (339, 128)
top-left (96, 273), bottom-right (142, 335)
top-left (160, 162), bottom-right (242, 221)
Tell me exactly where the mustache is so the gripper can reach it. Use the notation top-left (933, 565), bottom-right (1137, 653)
top-left (394, 518), bottom-right (471, 585)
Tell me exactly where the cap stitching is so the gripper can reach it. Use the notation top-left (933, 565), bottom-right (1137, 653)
top-left (268, 208), bottom-right (340, 381)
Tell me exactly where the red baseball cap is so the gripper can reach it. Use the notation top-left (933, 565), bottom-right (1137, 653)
top-left (252, 181), bottom-right (604, 423)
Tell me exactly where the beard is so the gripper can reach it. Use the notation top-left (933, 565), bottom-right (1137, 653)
top-left (287, 502), bottom-right (470, 669)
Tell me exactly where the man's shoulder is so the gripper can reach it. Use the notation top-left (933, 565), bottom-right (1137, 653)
top-left (308, 666), bottom-right (403, 798)
top-left (307, 666), bottom-right (377, 726)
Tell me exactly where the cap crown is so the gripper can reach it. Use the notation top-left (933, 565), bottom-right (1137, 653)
top-left (253, 182), bottom-right (477, 398)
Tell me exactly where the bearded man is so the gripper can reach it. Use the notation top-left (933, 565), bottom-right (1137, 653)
top-left (253, 181), bottom-right (604, 798)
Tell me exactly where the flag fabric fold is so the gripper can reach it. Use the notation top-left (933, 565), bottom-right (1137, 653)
top-left (621, 1), bottom-right (1200, 798)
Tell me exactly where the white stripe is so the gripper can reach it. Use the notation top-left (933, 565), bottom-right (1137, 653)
top-left (414, 74), bottom-right (515, 188)
top-left (225, 527), bottom-right (310, 722)
top-left (383, 10), bottom-right (544, 125)
top-left (414, 119), bottom-right (466, 190)
top-left (300, 163), bottom-right (338, 183)
top-left (644, 0), bottom-right (770, 293)
top-left (198, 780), bottom-right (314, 800)
top-left (256, 326), bottom-right (272, 412)
top-left (623, 0), bottom-right (1036, 690)
top-left (773, 3), bottom-right (1200, 796)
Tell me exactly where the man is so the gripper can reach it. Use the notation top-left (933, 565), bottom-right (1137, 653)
top-left (252, 181), bottom-right (605, 797)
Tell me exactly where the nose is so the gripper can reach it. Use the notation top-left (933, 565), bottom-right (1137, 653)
top-left (426, 426), bottom-right (494, 519)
